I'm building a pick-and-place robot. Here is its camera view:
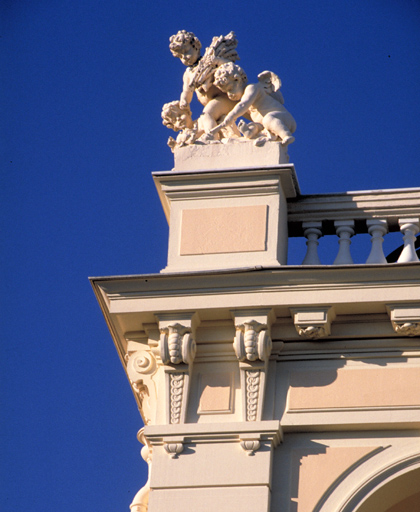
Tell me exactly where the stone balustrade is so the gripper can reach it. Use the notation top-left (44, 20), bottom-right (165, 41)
top-left (287, 188), bottom-right (420, 265)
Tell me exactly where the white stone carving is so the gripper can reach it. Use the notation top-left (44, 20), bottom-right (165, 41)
top-left (298, 325), bottom-right (328, 340)
top-left (393, 322), bottom-right (420, 336)
top-left (240, 439), bottom-right (261, 455)
top-left (161, 101), bottom-right (203, 151)
top-left (159, 323), bottom-right (196, 365)
top-left (165, 31), bottom-right (296, 150)
top-left (333, 220), bottom-right (355, 265)
top-left (164, 442), bottom-right (184, 458)
top-left (157, 313), bottom-right (199, 425)
top-left (168, 30), bottom-right (240, 136)
top-left (290, 307), bottom-right (336, 340)
top-left (126, 350), bottom-right (157, 426)
top-left (397, 218), bottom-right (420, 263)
top-left (234, 320), bottom-right (272, 362)
top-left (302, 221), bottom-right (323, 265)
top-left (169, 372), bottom-right (184, 424)
top-left (209, 64), bottom-right (296, 146)
top-left (245, 370), bottom-right (260, 421)
top-left (387, 304), bottom-right (420, 337)
top-left (366, 219), bottom-right (388, 264)
top-left (130, 429), bottom-right (152, 512)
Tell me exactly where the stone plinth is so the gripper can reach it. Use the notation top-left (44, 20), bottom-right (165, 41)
top-left (153, 163), bottom-right (299, 273)
top-left (173, 141), bottom-right (290, 171)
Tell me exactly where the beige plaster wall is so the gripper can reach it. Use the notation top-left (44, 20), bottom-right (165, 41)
top-left (149, 486), bottom-right (271, 512)
top-left (292, 446), bottom-right (375, 512)
top-left (180, 205), bottom-right (267, 255)
top-left (288, 366), bottom-right (420, 410)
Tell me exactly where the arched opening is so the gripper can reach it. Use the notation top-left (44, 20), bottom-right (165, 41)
top-left (355, 466), bottom-right (420, 512)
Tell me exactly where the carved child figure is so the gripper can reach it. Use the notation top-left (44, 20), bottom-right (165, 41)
top-left (210, 63), bottom-right (296, 146)
top-left (169, 30), bottom-right (240, 135)
top-left (161, 100), bottom-right (203, 150)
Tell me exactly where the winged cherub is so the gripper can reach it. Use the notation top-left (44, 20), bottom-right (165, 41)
top-left (209, 63), bottom-right (296, 146)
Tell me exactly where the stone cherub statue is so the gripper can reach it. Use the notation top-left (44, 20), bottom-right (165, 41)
top-left (168, 31), bottom-right (241, 136)
top-left (163, 31), bottom-right (296, 150)
top-left (161, 100), bottom-right (203, 150)
top-left (209, 63), bottom-right (296, 146)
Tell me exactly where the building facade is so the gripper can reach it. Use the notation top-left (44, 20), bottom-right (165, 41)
top-left (91, 143), bottom-right (420, 512)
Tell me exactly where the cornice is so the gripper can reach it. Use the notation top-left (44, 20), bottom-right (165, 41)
top-left (90, 263), bottom-right (420, 318)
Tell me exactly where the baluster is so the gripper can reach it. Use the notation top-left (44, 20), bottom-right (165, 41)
top-left (398, 218), bottom-right (419, 263)
top-left (302, 221), bottom-right (322, 265)
top-left (333, 220), bottom-right (355, 265)
top-left (366, 219), bottom-right (388, 264)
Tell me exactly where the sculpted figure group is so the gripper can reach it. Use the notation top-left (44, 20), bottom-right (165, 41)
top-left (162, 30), bottom-right (296, 151)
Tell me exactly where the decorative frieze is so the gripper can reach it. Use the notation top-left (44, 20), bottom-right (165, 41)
top-left (387, 304), bottom-right (420, 337)
top-left (169, 373), bottom-right (185, 424)
top-left (290, 306), bottom-right (336, 340)
top-left (245, 370), bottom-right (261, 421)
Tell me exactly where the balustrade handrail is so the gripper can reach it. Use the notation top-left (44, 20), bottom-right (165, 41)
top-left (287, 187), bottom-right (420, 236)
top-left (286, 187), bottom-right (420, 265)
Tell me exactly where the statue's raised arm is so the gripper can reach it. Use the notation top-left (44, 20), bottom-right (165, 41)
top-left (210, 63), bottom-right (296, 146)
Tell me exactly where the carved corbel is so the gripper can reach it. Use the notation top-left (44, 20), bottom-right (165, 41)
top-left (232, 309), bottom-right (275, 422)
top-left (159, 322), bottom-right (196, 365)
top-left (290, 306), bottom-right (336, 340)
top-left (125, 340), bottom-right (158, 426)
top-left (386, 304), bottom-right (420, 337)
top-left (156, 313), bottom-right (200, 424)
top-left (233, 319), bottom-right (272, 362)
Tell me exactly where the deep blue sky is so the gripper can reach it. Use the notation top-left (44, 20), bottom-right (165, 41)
top-left (2, 1), bottom-right (420, 511)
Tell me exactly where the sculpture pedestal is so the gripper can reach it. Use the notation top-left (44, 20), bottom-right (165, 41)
top-left (173, 140), bottom-right (291, 171)
top-left (153, 160), bottom-right (299, 273)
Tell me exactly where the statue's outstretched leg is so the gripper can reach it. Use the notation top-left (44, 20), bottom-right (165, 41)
top-left (263, 112), bottom-right (296, 145)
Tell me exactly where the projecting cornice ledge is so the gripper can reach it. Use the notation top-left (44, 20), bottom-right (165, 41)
top-left (90, 264), bottom-right (420, 319)
top-left (144, 420), bottom-right (283, 457)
